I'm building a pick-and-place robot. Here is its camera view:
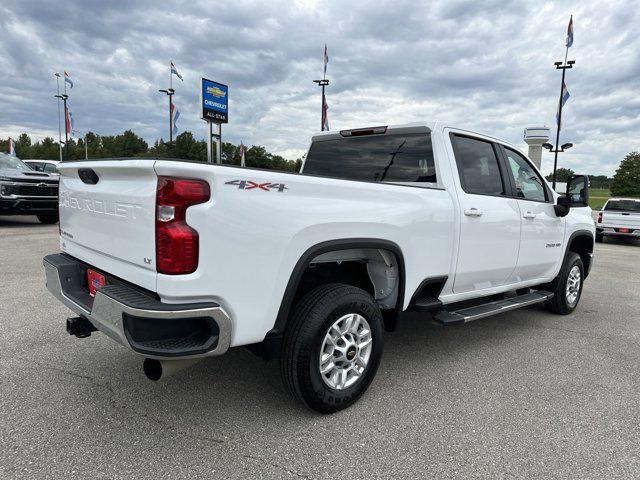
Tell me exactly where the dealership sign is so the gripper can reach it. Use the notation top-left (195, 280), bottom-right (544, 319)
top-left (200, 78), bottom-right (228, 123)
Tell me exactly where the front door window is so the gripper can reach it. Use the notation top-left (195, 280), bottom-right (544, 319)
top-left (504, 149), bottom-right (547, 202)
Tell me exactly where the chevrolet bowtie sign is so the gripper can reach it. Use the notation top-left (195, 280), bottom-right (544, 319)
top-left (200, 78), bottom-right (228, 123)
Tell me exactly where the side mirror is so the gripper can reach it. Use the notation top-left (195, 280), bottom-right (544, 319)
top-left (555, 174), bottom-right (589, 217)
top-left (566, 174), bottom-right (589, 207)
top-left (554, 196), bottom-right (570, 217)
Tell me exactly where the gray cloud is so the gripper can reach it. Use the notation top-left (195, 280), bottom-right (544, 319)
top-left (1, 0), bottom-right (639, 174)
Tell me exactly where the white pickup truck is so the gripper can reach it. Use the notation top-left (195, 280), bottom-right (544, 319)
top-left (44, 123), bottom-right (595, 413)
top-left (596, 198), bottom-right (640, 242)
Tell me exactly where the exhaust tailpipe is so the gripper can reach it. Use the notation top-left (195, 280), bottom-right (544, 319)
top-left (143, 358), bottom-right (203, 381)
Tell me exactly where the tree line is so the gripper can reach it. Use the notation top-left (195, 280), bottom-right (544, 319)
top-left (0, 131), bottom-right (302, 172)
top-left (1, 132), bottom-right (639, 196)
top-left (545, 153), bottom-right (640, 197)
top-left (545, 168), bottom-right (613, 189)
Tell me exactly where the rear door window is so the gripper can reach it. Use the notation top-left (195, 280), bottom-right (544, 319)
top-left (451, 135), bottom-right (505, 196)
top-left (303, 133), bottom-right (436, 184)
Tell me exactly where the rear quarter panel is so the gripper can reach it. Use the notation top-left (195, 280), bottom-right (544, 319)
top-left (153, 161), bottom-right (455, 346)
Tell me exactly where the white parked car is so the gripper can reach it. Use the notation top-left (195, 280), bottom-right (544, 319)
top-left (43, 122), bottom-right (595, 412)
top-left (596, 198), bottom-right (640, 242)
top-left (24, 159), bottom-right (60, 175)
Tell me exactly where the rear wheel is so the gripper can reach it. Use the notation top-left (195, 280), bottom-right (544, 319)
top-left (280, 283), bottom-right (383, 413)
top-left (595, 233), bottom-right (604, 243)
top-left (37, 213), bottom-right (59, 224)
top-left (545, 252), bottom-right (584, 315)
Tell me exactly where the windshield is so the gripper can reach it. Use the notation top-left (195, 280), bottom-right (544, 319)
top-left (0, 153), bottom-right (30, 171)
top-left (604, 199), bottom-right (640, 213)
top-left (304, 133), bottom-right (436, 184)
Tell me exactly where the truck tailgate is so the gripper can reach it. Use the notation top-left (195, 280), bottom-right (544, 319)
top-left (601, 211), bottom-right (640, 228)
top-left (57, 160), bottom-right (158, 292)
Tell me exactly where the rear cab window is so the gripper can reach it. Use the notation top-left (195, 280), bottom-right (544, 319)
top-left (303, 133), bottom-right (436, 185)
top-left (604, 200), bottom-right (640, 212)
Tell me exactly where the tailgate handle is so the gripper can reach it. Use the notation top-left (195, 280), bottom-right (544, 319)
top-left (78, 168), bottom-right (99, 185)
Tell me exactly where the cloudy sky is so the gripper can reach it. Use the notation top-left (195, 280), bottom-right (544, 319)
top-left (1, 0), bottom-right (639, 175)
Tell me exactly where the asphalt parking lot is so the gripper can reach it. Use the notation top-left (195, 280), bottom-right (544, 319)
top-left (1, 215), bottom-right (639, 479)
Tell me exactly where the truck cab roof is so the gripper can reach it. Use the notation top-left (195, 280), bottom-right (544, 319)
top-left (311, 121), bottom-right (524, 153)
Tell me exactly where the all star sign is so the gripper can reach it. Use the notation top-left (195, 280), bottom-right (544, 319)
top-left (200, 78), bottom-right (228, 123)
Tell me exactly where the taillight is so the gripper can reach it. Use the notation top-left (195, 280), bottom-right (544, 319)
top-left (156, 176), bottom-right (210, 275)
top-left (597, 212), bottom-right (603, 224)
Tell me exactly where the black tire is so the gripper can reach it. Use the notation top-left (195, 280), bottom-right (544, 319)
top-left (280, 283), bottom-right (383, 414)
top-left (595, 233), bottom-right (604, 243)
top-left (37, 213), bottom-right (59, 224)
top-left (545, 252), bottom-right (584, 315)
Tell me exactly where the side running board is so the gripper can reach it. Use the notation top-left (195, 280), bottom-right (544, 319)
top-left (434, 291), bottom-right (554, 325)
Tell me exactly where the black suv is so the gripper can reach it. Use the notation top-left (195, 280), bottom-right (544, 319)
top-left (0, 153), bottom-right (59, 224)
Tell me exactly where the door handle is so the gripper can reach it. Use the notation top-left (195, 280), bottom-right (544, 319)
top-left (464, 208), bottom-right (483, 217)
top-left (523, 211), bottom-right (537, 219)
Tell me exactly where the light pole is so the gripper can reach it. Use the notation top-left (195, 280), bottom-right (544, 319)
top-left (158, 88), bottom-right (175, 143)
top-left (55, 93), bottom-right (69, 161)
top-left (72, 130), bottom-right (89, 160)
top-left (54, 73), bottom-right (63, 162)
top-left (313, 79), bottom-right (329, 131)
top-left (551, 59), bottom-right (575, 189)
top-left (544, 142), bottom-right (574, 189)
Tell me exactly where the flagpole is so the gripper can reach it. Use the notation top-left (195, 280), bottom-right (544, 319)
top-left (54, 73), bottom-right (63, 162)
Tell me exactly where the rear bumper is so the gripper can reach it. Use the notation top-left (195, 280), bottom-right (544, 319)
top-left (596, 226), bottom-right (640, 238)
top-left (43, 253), bottom-right (232, 359)
top-left (0, 197), bottom-right (58, 214)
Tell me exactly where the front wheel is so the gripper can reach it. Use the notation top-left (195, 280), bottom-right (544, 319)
top-left (37, 213), bottom-right (59, 224)
top-left (280, 283), bottom-right (383, 413)
top-left (545, 252), bottom-right (584, 315)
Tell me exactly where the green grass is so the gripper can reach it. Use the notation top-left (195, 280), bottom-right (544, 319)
top-left (589, 188), bottom-right (611, 210)
top-left (588, 189), bottom-right (640, 210)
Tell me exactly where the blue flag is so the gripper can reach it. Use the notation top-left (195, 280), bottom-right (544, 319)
top-left (556, 82), bottom-right (570, 125)
top-left (171, 62), bottom-right (183, 81)
top-left (64, 71), bottom-right (73, 89)
top-left (566, 15), bottom-right (574, 48)
top-left (171, 103), bottom-right (180, 135)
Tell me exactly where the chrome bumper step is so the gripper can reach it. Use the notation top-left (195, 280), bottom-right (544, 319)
top-left (43, 253), bottom-right (232, 359)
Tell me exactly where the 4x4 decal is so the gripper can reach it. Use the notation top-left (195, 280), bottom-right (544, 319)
top-left (225, 180), bottom-right (288, 192)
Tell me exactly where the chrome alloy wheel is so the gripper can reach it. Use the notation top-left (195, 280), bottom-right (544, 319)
top-left (565, 265), bottom-right (582, 307)
top-left (319, 313), bottom-right (373, 390)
